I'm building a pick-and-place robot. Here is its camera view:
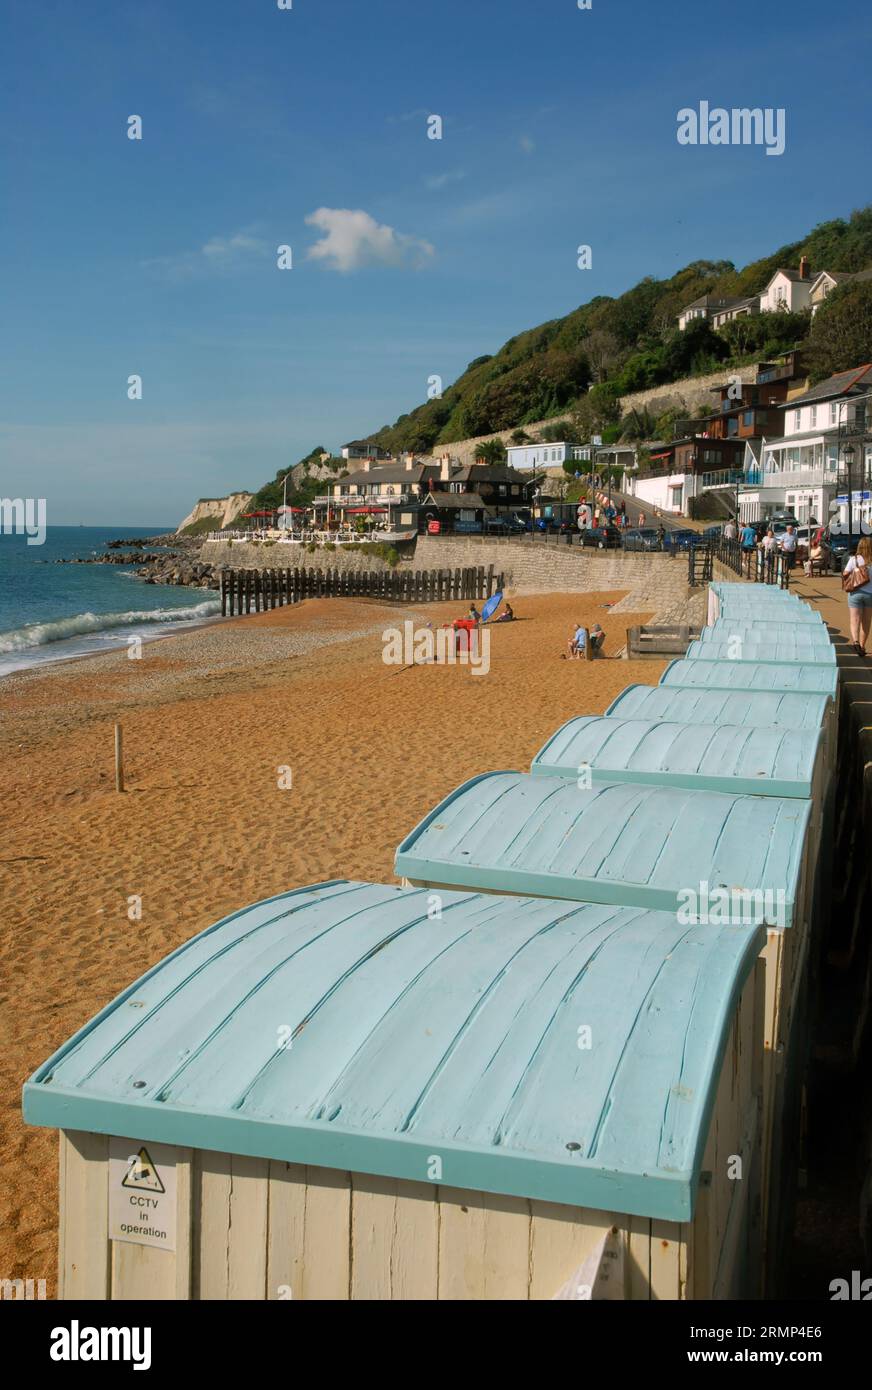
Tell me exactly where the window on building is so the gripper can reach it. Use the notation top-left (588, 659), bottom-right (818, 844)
top-left (830, 402), bottom-right (838, 426)
top-left (810, 406), bottom-right (817, 428)
top-left (794, 411), bottom-right (801, 430)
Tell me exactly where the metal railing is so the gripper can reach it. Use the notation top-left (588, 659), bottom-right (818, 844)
top-left (689, 537), bottom-right (790, 588)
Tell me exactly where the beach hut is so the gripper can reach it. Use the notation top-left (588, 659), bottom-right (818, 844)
top-left (395, 772), bottom-right (817, 1288)
top-left (683, 638), bottom-right (836, 668)
top-left (709, 602), bottom-right (824, 627)
top-left (698, 621), bottom-right (832, 650)
top-left (606, 684), bottom-right (830, 732)
top-left (706, 583), bottom-right (811, 625)
top-left (24, 880), bottom-right (765, 1300)
top-left (605, 684), bottom-right (837, 779)
top-left (659, 658), bottom-right (839, 700)
top-left (530, 715), bottom-right (825, 800)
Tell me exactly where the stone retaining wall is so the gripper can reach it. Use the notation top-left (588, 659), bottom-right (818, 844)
top-left (201, 535), bottom-right (703, 625)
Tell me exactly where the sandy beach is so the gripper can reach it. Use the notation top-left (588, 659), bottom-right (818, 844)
top-left (0, 589), bottom-right (664, 1290)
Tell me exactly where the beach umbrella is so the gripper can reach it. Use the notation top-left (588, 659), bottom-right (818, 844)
top-left (482, 590), bottom-right (503, 622)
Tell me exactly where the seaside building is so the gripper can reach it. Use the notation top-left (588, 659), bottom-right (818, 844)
top-left (312, 455), bottom-right (530, 534)
top-left (506, 439), bottom-right (587, 471)
top-left (675, 256), bottom-right (871, 329)
top-left (738, 364), bottom-right (872, 526)
top-left (622, 355), bottom-right (804, 518)
top-left (677, 293), bottom-right (756, 331)
top-left (339, 439), bottom-right (392, 461)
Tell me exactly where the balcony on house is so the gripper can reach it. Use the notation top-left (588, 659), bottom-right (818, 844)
top-left (313, 491), bottom-right (414, 506)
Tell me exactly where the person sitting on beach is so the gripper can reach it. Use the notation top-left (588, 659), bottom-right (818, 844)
top-left (467, 603), bottom-right (481, 623)
top-left (589, 622), bottom-right (606, 655)
top-left (495, 602), bottom-right (514, 622)
top-left (566, 624), bottom-right (587, 659)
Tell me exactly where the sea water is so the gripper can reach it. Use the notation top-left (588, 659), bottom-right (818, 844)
top-left (0, 526), bottom-right (221, 677)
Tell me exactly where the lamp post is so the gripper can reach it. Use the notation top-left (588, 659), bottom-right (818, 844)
top-left (844, 442), bottom-right (856, 545)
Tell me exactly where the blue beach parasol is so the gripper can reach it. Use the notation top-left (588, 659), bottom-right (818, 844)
top-left (481, 590), bottom-right (503, 622)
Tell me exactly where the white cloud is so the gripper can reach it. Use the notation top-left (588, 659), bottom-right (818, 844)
top-left (305, 208), bottom-right (435, 273)
top-left (143, 230), bottom-right (270, 281)
top-left (424, 169), bottom-right (467, 191)
top-left (519, 135), bottom-right (536, 154)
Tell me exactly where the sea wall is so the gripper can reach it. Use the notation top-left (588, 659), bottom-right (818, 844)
top-left (202, 541), bottom-right (407, 573)
top-left (414, 536), bottom-right (703, 621)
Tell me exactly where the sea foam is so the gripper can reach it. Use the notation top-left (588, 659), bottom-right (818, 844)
top-left (0, 599), bottom-right (221, 652)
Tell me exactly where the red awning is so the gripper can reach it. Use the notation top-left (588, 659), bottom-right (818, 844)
top-left (243, 510), bottom-right (277, 518)
top-left (346, 506), bottom-right (387, 514)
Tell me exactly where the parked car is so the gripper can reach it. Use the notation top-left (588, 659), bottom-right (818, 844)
top-left (662, 528), bottom-right (706, 552)
top-left (484, 515), bottom-right (525, 535)
top-left (826, 525), bottom-right (854, 572)
top-left (621, 527), bottom-right (661, 551)
top-left (580, 524), bottom-right (623, 549)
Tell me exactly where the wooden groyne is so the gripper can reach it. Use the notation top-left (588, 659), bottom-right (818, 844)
top-left (219, 564), bottom-right (504, 617)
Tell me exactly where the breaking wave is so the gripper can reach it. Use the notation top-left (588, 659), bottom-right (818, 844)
top-left (0, 599), bottom-right (221, 653)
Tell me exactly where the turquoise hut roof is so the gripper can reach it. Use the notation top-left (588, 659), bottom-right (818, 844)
top-left (607, 684), bottom-right (830, 730)
top-left (659, 659), bottom-right (838, 697)
top-left (22, 880), bottom-right (764, 1222)
top-left (531, 715), bottom-right (821, 797)
top-left (712, 603), bottom-right (823, 625)
top-left (709, 582), bottom-right (805, 604)
top-left (395, 772), bottom-right (810, 927)
top-left (699, 621), bottom-right (831, 649)
top-left (684, 639), bottom-right (836, 667)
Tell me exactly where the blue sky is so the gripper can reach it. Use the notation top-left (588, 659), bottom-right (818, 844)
top-left (2, 0), bottom-right (870, 526)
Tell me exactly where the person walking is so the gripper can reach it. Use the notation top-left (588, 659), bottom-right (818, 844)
top-left (723, 518), bottom-right (737, 542)
top-left (843, 536), bottom-right (872, 657)
top-left (740, 520), bottom-right (757, 551)
top-left (780, 524), bottom-right (798, 572)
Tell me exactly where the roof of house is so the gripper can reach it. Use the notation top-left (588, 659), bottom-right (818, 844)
top-left (422, 491), bottom-right (492, 511)
top-left (765, 267), bottom-right (815, 286)
top-left (680, 294), bottom-right (749, 313)
top-left (711, 295), bottom-right (761, 314)
top-left (342, 439), bottom-right (389, 451)
top-left (337, 464), bottom-right (433, 487)
top-left (810, 267), bottom-right (872, 293)
top-left (452, 464), bottom-right (526, 483)
top-left (779, 365), bottom-right (872, 408)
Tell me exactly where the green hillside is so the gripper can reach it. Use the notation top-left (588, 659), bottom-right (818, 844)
top-left (364, 207), bottom-right (872, 453)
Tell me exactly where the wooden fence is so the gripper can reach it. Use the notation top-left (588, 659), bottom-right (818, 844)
top-left (219, 565), bottom-right (504, 617)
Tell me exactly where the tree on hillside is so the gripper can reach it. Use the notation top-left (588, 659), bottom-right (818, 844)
top-left (510, 428), bottom-right (532, 444)
top-left (662, 318), bottom-right (729, 378)
top-left (619, 407), bottom-right (656, 442)
top-left (805, 281), bottom-right (872, 383)
top-left (539, 421), bottom-right (571, 442)
top-left (475, 438), bottom-right (507, 466)
top-left (584, 328), bottom-right (622, 382)
top-left (586, 382), bottom-right (622, 429)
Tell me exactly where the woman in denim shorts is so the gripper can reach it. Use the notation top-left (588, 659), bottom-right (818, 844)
top-left (844, 535), bottom-right (872, 656)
